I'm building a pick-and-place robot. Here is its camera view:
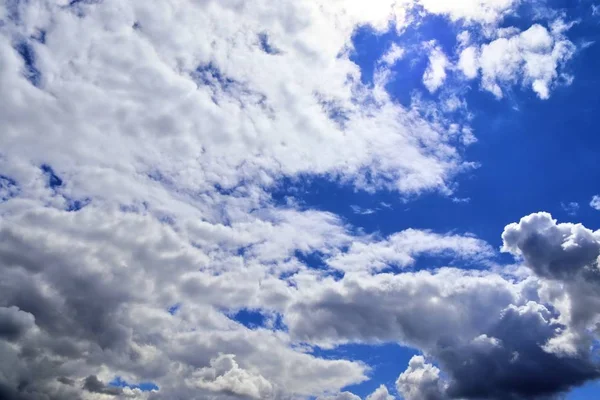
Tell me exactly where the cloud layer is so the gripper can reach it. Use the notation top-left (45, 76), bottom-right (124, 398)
top-left (0, 0), bottom-right (597, 400)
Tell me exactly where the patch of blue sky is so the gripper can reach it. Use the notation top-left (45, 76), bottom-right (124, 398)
top-left (108, 376), bottom-right (158, 392)
top-left (228, 308), bottom-right (266, 329)
top-left (227, 308), bottom-right (286, 331)
top-left (0, 175), bottom-right (19, 202)
top-left (193, 63), bottom-right (237, 90)
top-left (65, 197), bottom-right (91, 212)
top-left (15, 40), bottom-right (41, 87)
top-left (565, 381), bottom-right (600, 400)
top-left (293, 249), bottom-right (346, 280)
top-left (294, 249), bottom-right (327, 269)
top-left (167, 303), bottom-right (181, 315)
top-left (258, 32), bottom-right (279, 55)
top-left (40, 164), bottom-right (63, 189)
top-left (313, 343), bottom-right (419, 398)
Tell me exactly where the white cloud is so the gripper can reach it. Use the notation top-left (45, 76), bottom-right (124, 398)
top-left (422, 42), bottom-right (449, 93)
top-left (0, 0), bottom-right (471, 210)
top-left (396, 356), bottom-right (445, 400)
top-left (366, 385), bottom-right (395, 400)
top-left (0, 0), bottom-right (593, 399)
top-left (326, 229), bottom-right (494, 272)
top-left (191, 354), bottom-right (274, 399)
top-left (458, 46), bottom-right (480, 79)
top-left (477, 23), bottom-right (576, 99)
top-left (590, 195), bottom-right (600, 210)
top-left (380, 43), bottom-right (405, 66)
top-left (417, 0), bottom-right (519, 24)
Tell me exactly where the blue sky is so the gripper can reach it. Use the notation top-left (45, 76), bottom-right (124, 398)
top-left (2, 1), bottom-right (600, 400)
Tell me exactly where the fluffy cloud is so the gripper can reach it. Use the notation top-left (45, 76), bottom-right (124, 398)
top-left (0, 207), bottom-right (368, 399)
top-left (457, 46), bottom-right (479, 80)
top-left (396, 356), bottom-right (445, 400)
top-left (286, 215), bottom-right (600, 398)
top-left (326, 229), bottom-right (493, 272)
top-left (190, 354), bottom-right (274, 399)
top-left (423, 42), bottom-right (449, 93)
top-left (0, 0), bottom-right (473, 217)
top-left (502, 212), bottom-right (600, 355)
top-left (468, 23), bottom-right (576, 99)
top-left (3, 207), bottom-right (600, 399)
top-left (502, 212), bottom-right (600, 281)
top-left (365, 385), bottom-right (395, 400)
top-left (0, 1), bottom-right (595, 400)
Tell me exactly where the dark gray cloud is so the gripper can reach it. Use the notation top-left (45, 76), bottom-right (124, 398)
top-left (502, 212), bottom-right (600, 281)
top-left (440, 303), bottom-right (599, 399)
top-left (289, 244), bottom-right (600, 400)
top-left (396, 302), bottom-right (600, 400)
top-left (83, 375), bottom-right (122, 396)
top-left (392, 213), bottom-right (600, 400)
top-left (0, 306), bottom-right (35, 341)
top-left (503, 212), bottom-right (600, 346)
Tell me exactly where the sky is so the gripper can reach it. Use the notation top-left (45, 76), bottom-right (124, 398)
top-left (2, 0), bottom-right (600, 399)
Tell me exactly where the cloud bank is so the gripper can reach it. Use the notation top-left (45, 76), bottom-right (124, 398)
top-left (0, 0), bottom-right (596, 399)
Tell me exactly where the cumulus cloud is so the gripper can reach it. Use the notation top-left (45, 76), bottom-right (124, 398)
top-left (191, 354), bottom-right (274, 399)
top-left (423, 42), bottom-right (449, 93)
top-left (457, 46), bottom-right (480, 79)
top-left (502, 212), bottom-right (600, 281)
top-left (3, 207), bottom-right (599, 399)
top-left (287, 240), bottom-right (600, 398)
top-left (396, 356), bottom-right (445, 400)
top-left (477, 23), bottom-right (576, 99)
top-left (365, 385), bottom-right (395, 400)
top-left (0, 207), bottom-right (368, 399)
top-left (502, 212), bottom-right (600, 355)
top-left (0, 0), bottom-right (474, 213)
top-left (0, 0), bottom-right (594, 400)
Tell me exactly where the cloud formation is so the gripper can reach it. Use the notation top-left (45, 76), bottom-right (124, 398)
top-left (457, 23), bottom-right (576, 99)
top-left (0, 0), bottom-right (596, 399)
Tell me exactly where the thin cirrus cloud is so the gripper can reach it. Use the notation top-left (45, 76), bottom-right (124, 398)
top-left (0, 0), bottom-right (598, 400)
